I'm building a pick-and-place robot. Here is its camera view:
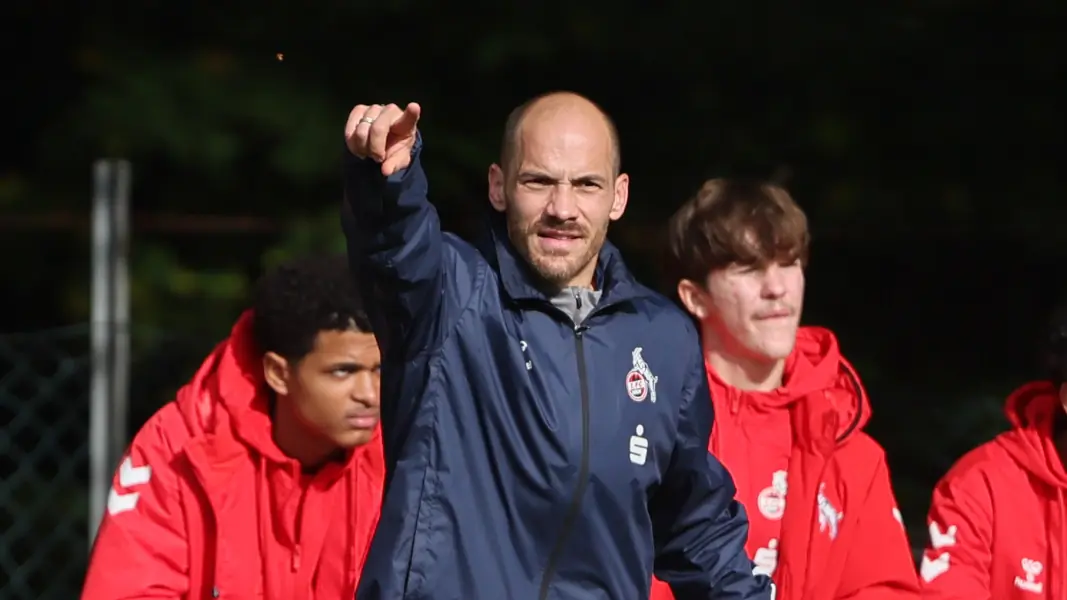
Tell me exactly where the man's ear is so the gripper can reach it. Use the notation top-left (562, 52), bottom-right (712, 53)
top-left (676, 279), bottom-right (708, 320)
top-left (488, 164), bottom-right (507, 213)
top-left (609, 173), bottom-right (630, 221)
top-left (262, 352), bottom-right (290, 397)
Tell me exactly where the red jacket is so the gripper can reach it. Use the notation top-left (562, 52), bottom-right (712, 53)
top-left (81, 312), bottom-right (385, 600)
top-left (919, 381), bottom-right (1067, 599)
top-left (653, 327), bottom-right (919, 600)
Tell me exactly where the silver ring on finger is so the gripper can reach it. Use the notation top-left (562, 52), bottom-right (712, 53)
top-left (359, 104), bottom-right (383, 125)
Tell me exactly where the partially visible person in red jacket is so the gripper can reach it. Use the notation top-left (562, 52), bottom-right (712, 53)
top-left (81, 254), bottom-right (385, 600)
top-left (651, 179), bottom-right (920, 600)
top-left (919, 301), bottom-right (1067, 599)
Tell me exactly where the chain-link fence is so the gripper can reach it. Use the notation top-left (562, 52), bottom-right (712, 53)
top-left (0, 323), bottom-right (213, 599)
top-left (0, 325), bottom-right (92, 600)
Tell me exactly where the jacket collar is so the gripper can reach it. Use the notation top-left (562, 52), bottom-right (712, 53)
top-left (476, 211), bottom-right (644, 307)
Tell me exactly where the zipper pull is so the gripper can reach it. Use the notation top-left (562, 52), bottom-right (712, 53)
top-left (291, 545), bottom-right (302, 571)
top-left (573, 288), bottom-right (582, 309)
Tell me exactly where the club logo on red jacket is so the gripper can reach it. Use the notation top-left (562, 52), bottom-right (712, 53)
top-left (817, 483), bottom-right (843, 540)
top-left (757, 470), bottom-right (788, 520)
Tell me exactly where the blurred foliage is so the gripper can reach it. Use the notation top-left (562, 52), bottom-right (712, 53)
top-left (58, 51), bottom-right (339, 184)
top-left (261, 208), bottom-right (348, 271)
top-left (3, 0), bottom-right (1067, 559)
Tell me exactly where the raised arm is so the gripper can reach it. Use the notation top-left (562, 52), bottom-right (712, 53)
top-left (650, 346), bottom-right (775, 600)
top-left (341, 102), bottom-right (474, 360)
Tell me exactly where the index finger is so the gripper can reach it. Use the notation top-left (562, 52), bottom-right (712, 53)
top-left (390, 102), bottom-right (421, 134)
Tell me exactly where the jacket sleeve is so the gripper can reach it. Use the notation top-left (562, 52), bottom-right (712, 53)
top-left (81, 414), bottom-right (188, 599)
top-left (341, 135), bottom-right (476, 362)
top-left (916, 470), bottom-right (993, 600)
top-left (649, 345), bottom-right (774, 600)
top-left (836, 455), bottom-right (921, 599)
top-left (342, 136), bottom-right (480, 452)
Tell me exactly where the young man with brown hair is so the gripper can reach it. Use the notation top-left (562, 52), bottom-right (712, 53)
top-left (651, 179), bottom-right (920, 600)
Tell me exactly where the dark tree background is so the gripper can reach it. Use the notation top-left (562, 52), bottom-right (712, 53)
top-left (3, 0), bottom-right (1066, 565)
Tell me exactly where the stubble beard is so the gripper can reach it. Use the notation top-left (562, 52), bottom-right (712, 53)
top-left (505, 205), bottom-right (607, 289)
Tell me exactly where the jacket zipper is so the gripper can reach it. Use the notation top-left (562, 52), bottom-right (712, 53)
top-left (538, 292), bottom-right (593, 600)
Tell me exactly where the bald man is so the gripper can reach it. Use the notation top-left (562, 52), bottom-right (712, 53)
top-left (342, 93), bottom-right (772, 600)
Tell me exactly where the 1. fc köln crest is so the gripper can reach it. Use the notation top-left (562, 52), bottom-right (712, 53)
top-left (626, 347), bottom-right (659, 403)
top-left (757, 470), bottom-right (788, 520)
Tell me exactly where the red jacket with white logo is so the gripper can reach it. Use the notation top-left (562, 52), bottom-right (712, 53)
top-left (919, 381), bottom-right (1067, 600)
top-left (81, 312), bottom-right (385, 600)
top-left (653, 327), bottom-right (919, 600)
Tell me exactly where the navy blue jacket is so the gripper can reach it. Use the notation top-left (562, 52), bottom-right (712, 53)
top-left (343, 137), bottom-right (772, 600)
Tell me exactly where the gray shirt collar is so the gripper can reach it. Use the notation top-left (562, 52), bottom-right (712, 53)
top-left (550, 286), bottom-right (602, 326)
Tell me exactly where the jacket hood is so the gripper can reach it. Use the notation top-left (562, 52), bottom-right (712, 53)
top-left (173, 310), bottom-right (376, 470)
top-left (996, 380), bottom-right (1067, 488)
top-left (173, 310), bottom-right (288, 461)
top-left (708, 326), bottom-right (870, 441)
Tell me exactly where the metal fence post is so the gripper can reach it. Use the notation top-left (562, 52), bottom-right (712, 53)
top-left (110, 160), bottom-right (131, 505)
top-left (88, 159), bottom-right (131, 546)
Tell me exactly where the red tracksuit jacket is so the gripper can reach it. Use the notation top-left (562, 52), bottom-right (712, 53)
top-left (81, 312), bottom-right (385, 599)
top-left (653, 327), bottom-right (920, 600)
top-left (920, 381), bottom-right (1067, 599)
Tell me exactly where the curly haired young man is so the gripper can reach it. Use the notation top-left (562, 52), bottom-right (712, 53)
top-left (82, 255), bottom-right (384, 599)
